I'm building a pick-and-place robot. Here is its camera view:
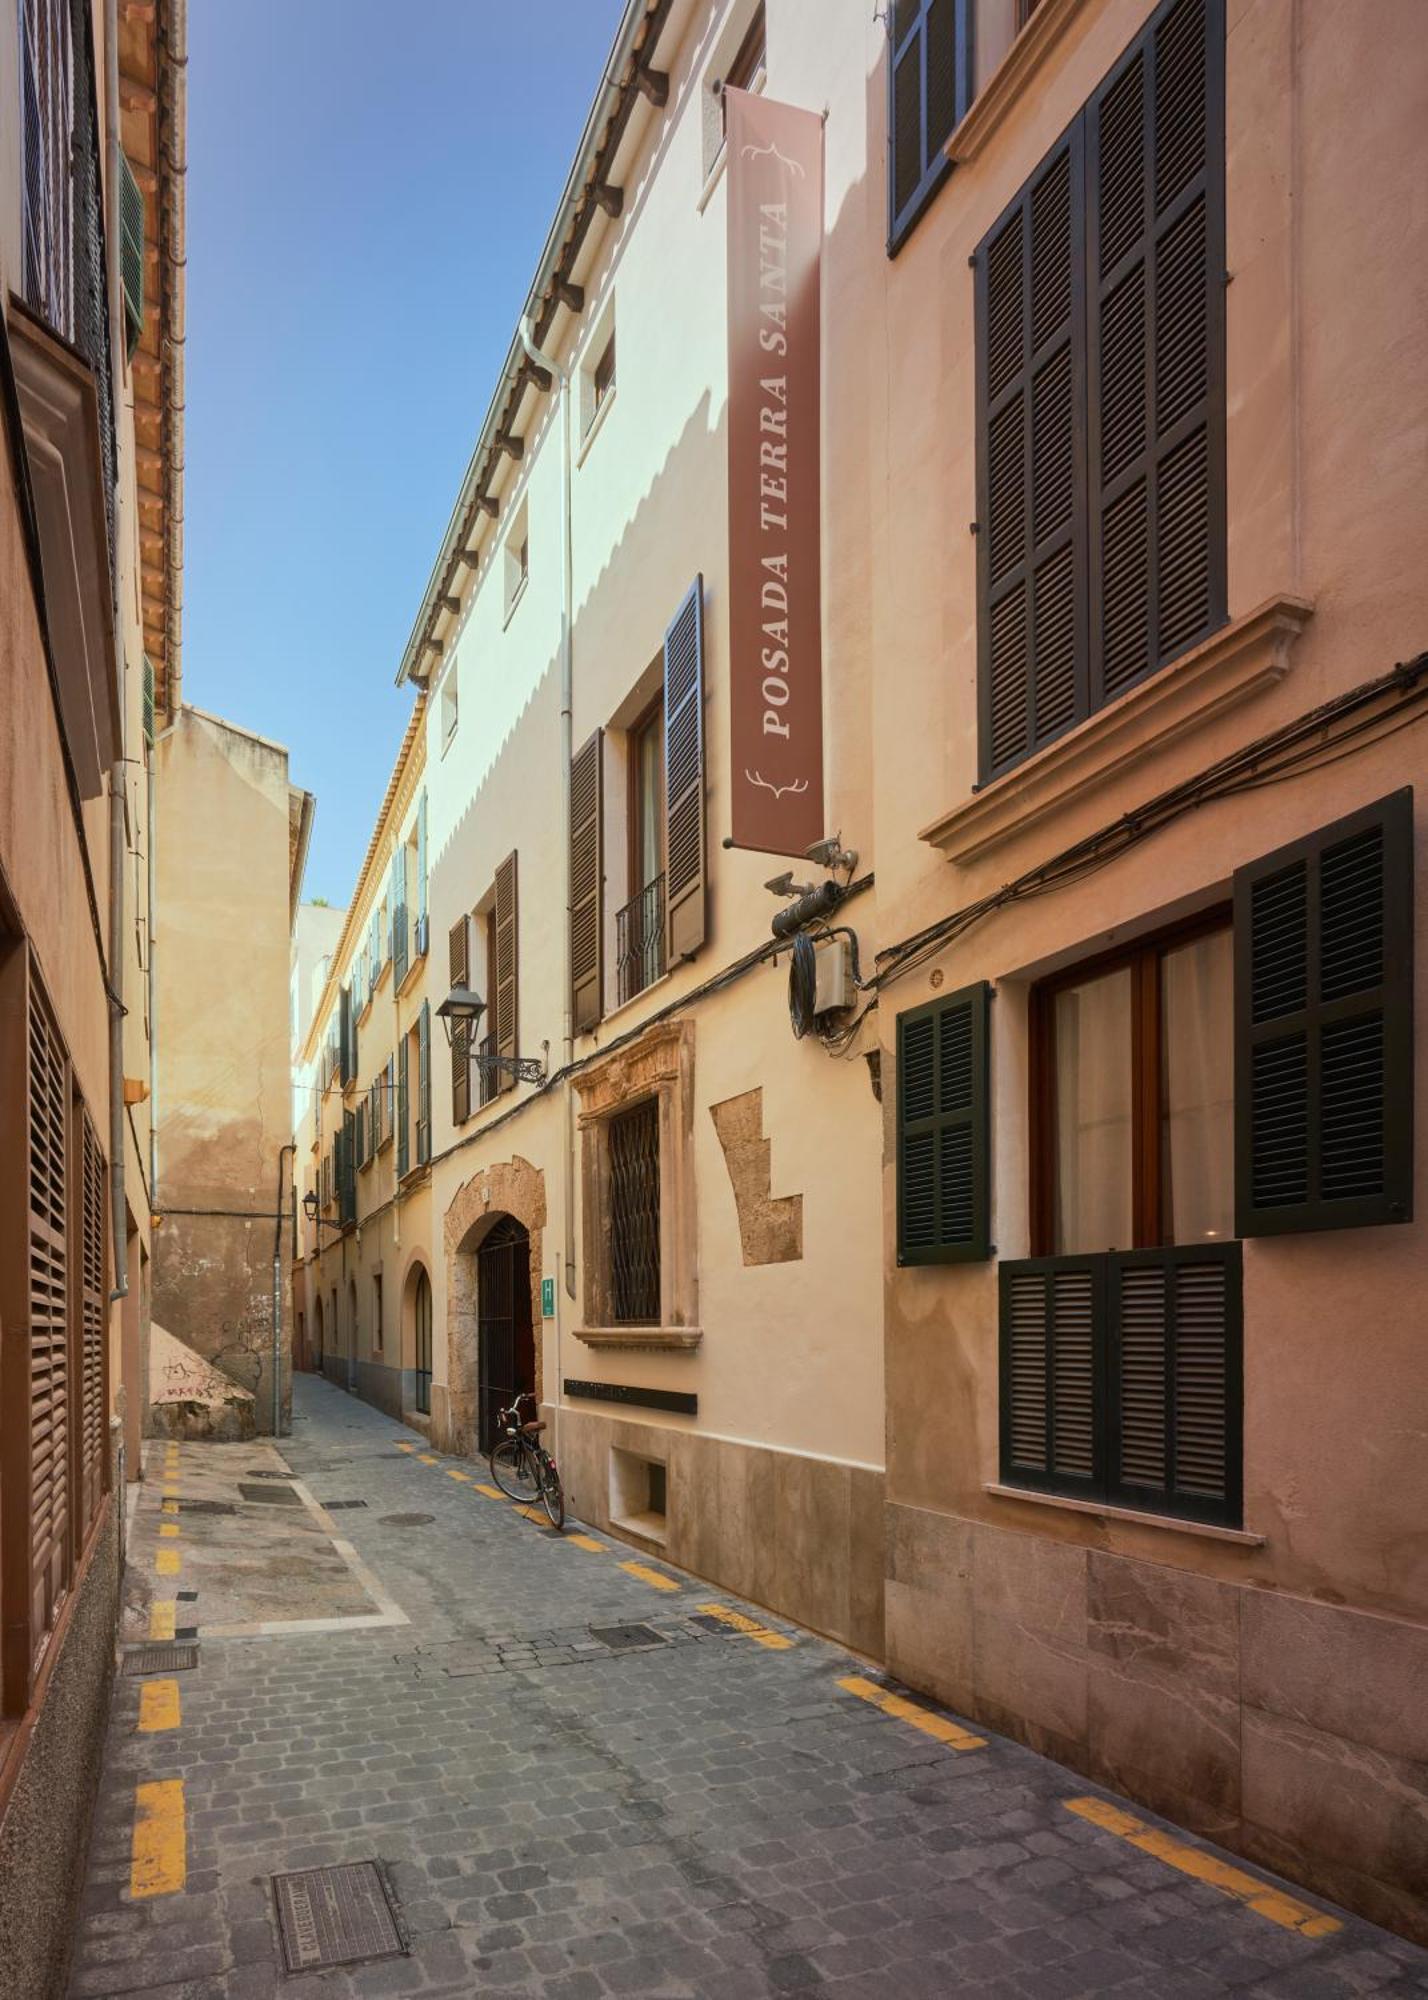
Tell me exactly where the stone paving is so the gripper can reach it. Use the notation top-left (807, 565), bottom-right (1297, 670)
top-left (69, 1376), bottom-right (1428, 1998)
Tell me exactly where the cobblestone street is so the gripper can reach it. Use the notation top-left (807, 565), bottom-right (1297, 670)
top-left (69, 1377), bottom-right (1428, 2000)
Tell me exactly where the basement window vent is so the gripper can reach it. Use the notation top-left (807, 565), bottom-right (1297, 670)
top-left (609, 1447), bottom-right (668, 1546)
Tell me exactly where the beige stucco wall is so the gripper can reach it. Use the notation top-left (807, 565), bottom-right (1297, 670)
top-left (153, 706), bottom-right (294, 1428)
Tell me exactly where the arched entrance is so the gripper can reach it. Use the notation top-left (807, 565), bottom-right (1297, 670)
top-left (314, 1293), bottom-right (324, 1364)
top-left (347, 1278), bottom-right (358, 1392)
top-left (477, 1216), bottom-right (533, 1454)
top-left (412, 1268), bottom-right (432, 1415)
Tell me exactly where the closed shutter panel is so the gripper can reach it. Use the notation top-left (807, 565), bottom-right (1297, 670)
top-left (77, 1113), bottom-right (106, 1537)
top-left (392, 852), bottom-right (408, 986)
top-left (998, 1258), bottom-right (1101, 1496)
top-left (663, 580), bottom-right (706, 964)
top-left (417, 791), bottom-right (428, 928)
top-left (570, 730), bottom-right (603, 1034)
top-left (887, 0), bottom-right (973, 253)
top-left (27, 971), bottom-right (71, 1648)
top-left (397, 1038), bottom-right (409, 1177)
top-left (1107, 1244), bottom-right (1240, 1523)
top-left (896, 984), bottom-right (992, 1263)
top-left (1087, 0), bottom-right (1224, 709)
top-left (449, 915), bottom-right (470, 1125)
top-left (416, 1001), bottom-right (431, 1164)
top-left (976, 131), bottom-right (1086, 781)
top-left (339, 983), bottom-right (353, 1086)
top-left (494, 852), bottom-right (519, 1096)
top-left (1235, 790), bottom-right (1414, 1235)
top-left (118, 149), bottom-right (144, 354)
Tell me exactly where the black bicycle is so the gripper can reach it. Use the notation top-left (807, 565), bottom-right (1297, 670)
top-left (488, 1392), bottom-right (565, 1530)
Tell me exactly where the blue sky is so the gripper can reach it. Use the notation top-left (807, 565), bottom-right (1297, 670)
top-left (184, 2), bottom-right (625, 904)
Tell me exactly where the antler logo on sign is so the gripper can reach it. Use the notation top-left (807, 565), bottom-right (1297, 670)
top-left (725, 88), bottom-right (825, 857)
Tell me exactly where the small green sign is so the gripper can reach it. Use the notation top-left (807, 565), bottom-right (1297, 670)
top-left (541, 1276), bottom-right (555, 1320)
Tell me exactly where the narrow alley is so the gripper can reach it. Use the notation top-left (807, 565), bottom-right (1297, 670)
top-left (70, 1376), bottom-right (1427, 2000)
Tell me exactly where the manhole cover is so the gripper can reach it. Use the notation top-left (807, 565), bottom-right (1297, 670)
top-left (124, 1643), bottom-right (199, 1675)
top-left (245, 1469), bottom-right (295, 1481)
top-left (272, 1860), bottom-right (405, 1972)
top-left (176, 1498), bottom-right (236, 1515)
top-left (321, 1500), bottom-right (367, 1510)
top-left (379, 1512), bottom-right (434, 1527)
top-left (238, 1483), bottom-right (304, 1506)
top-left (589, 1623), bottom-right (668, 1652)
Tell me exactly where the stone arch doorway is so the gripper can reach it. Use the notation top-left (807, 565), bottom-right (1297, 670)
top-left (476, 1217), bottom-right (533, 1455)
top-left (443, 1156), bottom-right (546, 1456)
top-left (404, 1263), bottom-right (433, 1417)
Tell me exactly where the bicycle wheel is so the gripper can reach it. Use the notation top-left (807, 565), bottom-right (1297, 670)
top-left (536, 1453), bottom-right (565, 1531)
top-left (489, 1435), bottom-right (540, 1503)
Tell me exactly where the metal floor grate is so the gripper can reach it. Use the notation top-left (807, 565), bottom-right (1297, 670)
top-left (176, 1498), bottom-right (236, 1515)
top-left (125, 1643), bottom-right (199, 1674)
top-left (272, 1861), bottom-right (405, 1972)
top-left (320, 1499), bottom-right (367, 1510)
top-left (589, 1623), bottom-right (667, 1652)
top-left (238, 1483), bottom-right (304, 1506)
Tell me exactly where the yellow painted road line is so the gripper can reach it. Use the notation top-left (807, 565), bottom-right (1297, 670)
top-left (418, 1453), bottom-right (439, 1465)
top-left (138, 1680), bottom-right (181, 1732)
top-left (620, 1560), bottom-right (680, 1593)
top-left (156, 1549), bottom-right (180, 1577)
top-left (394, 1442), bottom-right (415, 1452)
top-left (161, 1499), bottom-right (179, 1516)
top-left (159, 1523), bottom-right (179, 1539)
top-left (149, 1601), bottom-right (176, 1640)
top-left (131, 1780), bottom-right (186, 1897)
top-left (1063, 1798), bottom-right (1342, 1936)
top-left (445, 1468), bottom-right (471, 1482)
top-left (568, 1533), bottom-right (606, 1554)
top-left (473, 1483), bottom-right (504, 1501)
top-left (839, 1675), bottom-right (985, 1751)
top-left (697, 1602), bottom-right (794, 1650)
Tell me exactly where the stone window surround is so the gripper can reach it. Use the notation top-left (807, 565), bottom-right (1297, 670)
top-left (574, 1017), bottom-right (701, 1351)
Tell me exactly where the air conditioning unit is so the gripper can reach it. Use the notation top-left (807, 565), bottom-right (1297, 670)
top-left (813, 937), bottom-right (852, 1015)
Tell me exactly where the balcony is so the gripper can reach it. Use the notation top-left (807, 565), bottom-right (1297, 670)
top-left (616, 873), bottom-right (666, 1008)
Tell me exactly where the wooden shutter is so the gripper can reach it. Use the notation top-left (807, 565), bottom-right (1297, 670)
top-left (887, 0), bottom-right (973, 253)
top-left (1087, 0), bottom-right (1224, 709)
top-left (417, 791), bottom-right (428, 926)
top-left (998, 1257), bottom-right (1102, 1497)
top-left (976, 130), bottom-right (1086, 781)
top-left (896, 984), bottom-right (992, 1263)
top-left (416, 1000), bottom-right (431, 1164)
top-left (570, 730), bottom-right (603, 1034)
top-left (391, 851), bottom-right (408, 987)
top-left (118, 149), bottom-right (144, 355)
top-left (75, 1112), bottom-right (105, 1542)
top-left (449, 914), bottom-right (470, 1126)
top-left (1235, 790), bottom-right (1414, 1236)
top-left (25, 969), bottom-right (71, 1653)
top-left (494, 852), bottom-right (519, 1096)
top-left (663, 580), bottom-right (706, 965)
top-left (1107, 1243), bottom-right (1240, 1524)
top-left (397, 1036), bottom-right (409, 1177)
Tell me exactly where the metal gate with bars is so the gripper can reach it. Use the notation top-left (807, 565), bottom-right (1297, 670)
top-left (609, 1098), bottom-right (660, 1324)
top-left (476, 1217), bottom-right (533, 1453)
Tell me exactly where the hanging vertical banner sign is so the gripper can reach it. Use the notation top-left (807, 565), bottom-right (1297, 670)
top-left (725, 87), bottom-right (825, 857)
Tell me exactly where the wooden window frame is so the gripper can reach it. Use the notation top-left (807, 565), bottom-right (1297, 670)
top-left (627, 693), bottom-right (666, 903)
top-left (1029, 905), bottom-right (1230, 1256)
top-left (887, 0), bottom-right (975, 257)
top-left (721, 4), bottom-right (766, 115)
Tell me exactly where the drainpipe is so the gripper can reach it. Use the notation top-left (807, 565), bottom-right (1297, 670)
top-left (519, 313), bottom-right (572, 1455)
top-left (147, 755), bottom-right (157, 1201)
top-left (104, 0), bottom-right (128, 1304)
top-left (272, 1142), bottom-right (294, 1436)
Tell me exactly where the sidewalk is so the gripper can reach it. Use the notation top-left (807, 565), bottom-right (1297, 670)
top-left (68, 1374), bottom-right (1428, 1998)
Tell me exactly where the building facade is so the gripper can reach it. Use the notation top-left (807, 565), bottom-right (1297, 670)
top-left (297, 0), bottom-right (1427, 1941)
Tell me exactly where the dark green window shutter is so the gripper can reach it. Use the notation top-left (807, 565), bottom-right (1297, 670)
top-left (119, 150), bottom-right (144, 358)
top-left (416, 1000), bottom-right (431, 1164)
top-left (887, 0), bottom-right (974, 254)
top-left (896, 982), bottom-right (991, 1264)
top-left (975, 128), bottom-right (1086, 781)
top-left (1235, 790), bottom-right (1414, 1236)
top-left (663, 580), bottom-right (706, 965)
top-left (570, 730), bottom-right (603, 1034)
top-left (338, 983), bottom-right (353, 1087)
top-left (999, 1257), bottom-right (1102, 1498)
top-left (391, 852), bottom-right (408, 986)
top-left (449, 914), bottom-right (470, 1125)
top-left (397, 1036), bottom-right (409, 1177)
top-left (1086, 0), bottom-right (1225, 709)
top-left (417, 790), bottom-right (428, 926)
top-left (142, 656), bottom-right (155, 746)
top-left (494, 852), bottom-right (519, 1096)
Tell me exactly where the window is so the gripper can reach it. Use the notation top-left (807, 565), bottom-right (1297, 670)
top-left (593, 331), bottom-right (616, 412)
top-left (504, 505), bottom-right (530, 622)
top-left (887, 0), bottom-right (974, 254)
top-left (702, 2), bottom-right (766, 179)
top-left (609, 1098), bottom-right (661, 1324)
top-left (441, 666), bottom-right (459, 746)
top-left (723, 4), bottom-right (766, 112)
top-left (618, 697), bottom-right (666, 1005)
top-left (479, 906), bottom-right (499, 1107)
top-left (412, 1268), bottom-right (432, 1414)
top-left (974, 0), bottom-right (1225, 783)
top-left (896, 984), bottom-right (992, 1265)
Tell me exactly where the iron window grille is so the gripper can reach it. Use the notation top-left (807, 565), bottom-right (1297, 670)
top-left (608, 1098), bottom-right (661, 1324)
top-left (616, 873), bottom-right (666, 1007)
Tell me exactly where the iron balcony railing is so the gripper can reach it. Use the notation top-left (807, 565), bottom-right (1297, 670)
top-left (478, 1030), bottom-right (498, 1109)
top-left (616, 872), bottom-right (666, 1007)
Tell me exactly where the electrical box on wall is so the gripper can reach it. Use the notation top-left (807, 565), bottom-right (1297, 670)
top-left (813, 937), bottom-right (852, 1015)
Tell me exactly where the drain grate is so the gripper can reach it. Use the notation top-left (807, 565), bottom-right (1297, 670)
top-left (689, 1613), bottom-right (739, 1635)
top-left (245, 1469), bottom-right (295, 1481)
top-left (379, 1512), bottom-right (434, 1527)
top-left (125, 1642), bottom-right (199, 1675)
top-left (320, 1500), bottom-right (367, 1510)
top-left (589, 1623), bottom-right (668, 1652)
top-left (176, 1498), bottom-right (237, 1515)
top-left (238, 1483), bottom-right (304, 1507)
top-left (272, 1860), bottom-right (406, 1973)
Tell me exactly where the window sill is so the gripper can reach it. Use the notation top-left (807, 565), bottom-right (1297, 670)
top-left (396, 952), bottom-right (426, 1000)
top-left (576, 384), bottom-right (617, 469)
top-left (983, 1483), bottom-right (1265, 1548)
top-left (946, 0), bottom-right (1097, 170)
top-left (574, 1326), bottom-right (702, 1353)
top-left (921, 596), bottom-right (1314, 867)
top-left (593, 965), bottom-right (674, 1035)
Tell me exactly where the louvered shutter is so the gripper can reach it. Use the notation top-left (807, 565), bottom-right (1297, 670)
top-left (392, 851), bottom-right (409, 986)
top-left (416, 1001), bottom-right (431, 1164)
top-left (663, 580), bottom-right (706, 964)
top-left (449, 914), bottom-right (470, 1125)
top-left (1087, 0), bottom-right (1225, 710)
top-left (998, 1258), bottom-right (1102, 1497)
top-left (896, 984), bottom-right (992, 1263)
top-left (417, 791), bottom-right (428, 927)
top-left (570, 730), bottom-right (603, 1034)
top-left (976, 130), bottom-right (1087, 781)
top-left (494, 852), bottom-right (519, 1095)
top-left (887, 0), bottom-right (973, 253)
top-left (356, 1098), bottom-right (367, 1170)
top-left (26, 968), bottom-right (71, 1651)
top-left (397, 1036), bottom-right (409, 1177)
top-left (1235, 790), bottom-right (1414, 1236)
top-left (76, 1113), bottom-right (106, 1540)
top-left (1107, 1244), bottom-right (1240, 1523)
top-left (118, 149), bottom-right (144, 356)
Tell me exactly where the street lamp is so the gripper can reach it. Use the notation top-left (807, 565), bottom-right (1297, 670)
top-left (436, 984), bottom-right (549, 1087)
top-left (301, 1190), bottom-right (345, 1233)
top-left (434, 985), bottom-right (487, 1046)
